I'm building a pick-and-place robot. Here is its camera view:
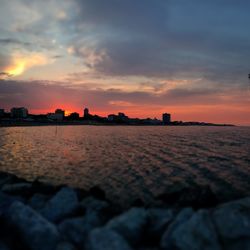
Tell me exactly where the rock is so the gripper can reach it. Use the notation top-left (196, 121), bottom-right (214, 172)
top-left (161, 208), bottom-right (194, 249)
top-left (0, 242), bottom-right (10, 250)
top-left (85, 228), bottom-right (133, 250)
top-left (74, 188), bottom-right (88, 201)
top-left (1, 182), bottom-right (33, 197)
top-left (162, 207), bottom-right (194, 238)
top-left (0, 192), bottom-right (23, 216)
top-left (41, 187), bottom-right (78, 222)
top-left (28, 193), bottom-right (49, 210)
top-left (89, 186), bottom-right (106, 200)
top-left (81, 196), bottom-right (109, 213)
top-left (0, 175), bottom-right (12, 189)
top-left (56, 241), bottom-right (76, 250)
top-left (32, 180), bottom-right (60, 195)
top-left (146, 208), bottom-right (174, 242)
top-left (161, 210), bottom-right (220, 250)
top-left (6, 201), bottom-right (60, 250)
top-left (106, 208), bottom-right (147, 246)
top-left (80, 196), bottom-right (110, 222)
top-left (212, 197), bottom-right (250, 250)
top-left (131, 198), bottom-right (145, 207)
top-left (58, 213), bottom-right (102, 246)
top-left (0, 172), bottom-right (27, 188)
top-left (158, 185), bottom-right (218, 209)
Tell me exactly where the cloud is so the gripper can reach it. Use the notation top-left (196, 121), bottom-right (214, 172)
top-left (0, 38), bottom-right (31, 47)
top-left (65, 0), bottom-right (250, 86)
top-left (0, 52), bottom-right (50, 78)
top-left (0, 79), bottom-right (249, 124)
top-left (0, 79), bottom-right (249, 108)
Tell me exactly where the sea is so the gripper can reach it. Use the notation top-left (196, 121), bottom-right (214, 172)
top-left (0, 126), bottom-right (249, 205)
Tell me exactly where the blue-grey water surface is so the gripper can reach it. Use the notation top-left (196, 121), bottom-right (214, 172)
top-left (0, 126), bottom-right (249, 205)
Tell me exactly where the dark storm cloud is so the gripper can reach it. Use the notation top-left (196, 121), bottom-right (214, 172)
top-left (67, 0), bottom-right (250, 85)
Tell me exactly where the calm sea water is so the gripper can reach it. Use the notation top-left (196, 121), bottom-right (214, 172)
top-left (0, 126), bottom-right (249, 205)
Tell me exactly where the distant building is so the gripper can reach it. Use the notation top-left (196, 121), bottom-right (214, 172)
top-left (47, 113), bottom-right (63, 121)
top-left (11, 107), bottom-right (28, 119)
top-left (108, 113), bottom-right (129, 123)
top-left (118, 112), bottom-right (129, 122)
top-left (0, 109), bottom-right (4, 118)
top-left (162, 113), bottom-right (171, 125)
top-left (68, 112), bottom-right (80, 120)
top-left (84, 108), bottom-right (89, 118)
top-left (108, 114), bottom-right (116, 121)
top-left (55, 109), bottom-right (65, 117)
top-left (47, 109), bottom-right (65, 121)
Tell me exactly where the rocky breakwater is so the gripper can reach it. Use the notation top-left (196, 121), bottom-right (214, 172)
top-left (0, 171), bottom-right (249, 250)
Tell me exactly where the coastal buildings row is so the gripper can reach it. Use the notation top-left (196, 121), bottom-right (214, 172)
top-left (0, 107), bottom-right (172, 125)
top-left (0, 107), bottom-right (233, 126)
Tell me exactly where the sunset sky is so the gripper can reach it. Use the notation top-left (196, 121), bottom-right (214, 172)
top-left (0, 0), bottom-right (250, 125)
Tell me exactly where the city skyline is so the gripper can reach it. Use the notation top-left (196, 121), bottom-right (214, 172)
top-left (1, 106), bottom-right (233, 126)
top-left (0, 1), bottom-right (250, 125)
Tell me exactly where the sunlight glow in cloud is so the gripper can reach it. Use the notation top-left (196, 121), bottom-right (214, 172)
top-left (5, 53), bottom-right (49, 77)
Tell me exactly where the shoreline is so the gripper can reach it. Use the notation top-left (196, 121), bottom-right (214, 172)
top-left (0, 121), bottom-right (235, 128)
top-left (0, 171), bottom-right (249, 250)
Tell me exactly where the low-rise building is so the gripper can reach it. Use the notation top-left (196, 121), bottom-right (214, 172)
top-left (47, 109), bottom-right (65, 121)
top-left (108, 114), bottom-right (116, 121)
top-left (108, 113), bottom-right (129, 123)
top-left (0, 109), bottom-right (4, 118)
top-left (11, 107), bottom-right (28, 119)
top-left (47, 113), bottom-right (63, 121)
top-left (55, 109), bottom-right (65, 117)
top-left (67, 112), bottom-right (80, 120)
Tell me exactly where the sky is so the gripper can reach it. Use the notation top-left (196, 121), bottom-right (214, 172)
top-left (0, 0), bottom-right (250, 125)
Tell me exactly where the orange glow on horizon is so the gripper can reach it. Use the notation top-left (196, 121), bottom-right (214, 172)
top-left (26, 102), bottom-right (250, 126)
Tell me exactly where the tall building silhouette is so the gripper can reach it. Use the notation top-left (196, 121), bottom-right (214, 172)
top-left (162, 113), bottom-right (171, 125)
top-left (84, 108), bottom-right (89, 118)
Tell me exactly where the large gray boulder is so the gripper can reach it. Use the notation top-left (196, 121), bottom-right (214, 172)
top-left (41, 187), bottom-right (78, 222)
top-left (80, 196), bottom-right (109, 214)
top-left (56, 241), bottom-right (76, 250)
top-left (161, 207), bottom-right (194, 242)
top-left (147, 208), bottom-right (174, 240)
top-left (28, 193), bottom-right (49, 210)
top-left (161, 209), bottom-right (221, 250)
top-left (85, 228), bottom-right (133, 250)
top-left (58, 212), bottom-right (102, 246)
top-left (0, 191), bottom-right (24, 215)
top-left (212, 197), bottom-right (250, 250)
top-left (106, 208), bottom-right (147, 246)
top-left (1, 182), bottom-right (33, 196)
top-left (6, 201), bottom-right (60, 250)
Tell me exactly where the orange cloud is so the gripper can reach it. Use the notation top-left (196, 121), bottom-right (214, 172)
top-left (5, 53), bottom-right (49, 77)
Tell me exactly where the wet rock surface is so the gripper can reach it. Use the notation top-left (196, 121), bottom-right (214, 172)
top-left (40, 187), bottom-right (79, 223)
top-left (5, 201), bottom-right (60, 250)
top-left (0, 171), bottom-right (249, 250)
top-left (85, 228), bottom-right (133, 250)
